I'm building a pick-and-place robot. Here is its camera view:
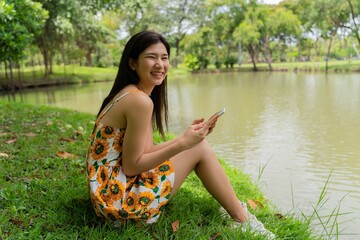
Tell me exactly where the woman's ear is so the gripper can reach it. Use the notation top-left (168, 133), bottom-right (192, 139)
top-left (128, 58), bottom-right (136, 70)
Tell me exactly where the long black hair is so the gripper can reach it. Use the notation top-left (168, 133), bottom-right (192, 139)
top-left (97, 30), bottom-right (170, 138)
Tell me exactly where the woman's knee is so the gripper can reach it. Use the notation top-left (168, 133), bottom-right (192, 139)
top-left (196, 140), bottom-right (216, 157)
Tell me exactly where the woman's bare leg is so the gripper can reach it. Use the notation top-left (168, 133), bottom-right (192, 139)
top-left (169, 140), bottom-right (247, 222)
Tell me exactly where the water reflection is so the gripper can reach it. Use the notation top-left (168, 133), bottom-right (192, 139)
top-left (1, 71), bottom-right (359, 237)
top-left (168, 72), bottom-right (360, 237)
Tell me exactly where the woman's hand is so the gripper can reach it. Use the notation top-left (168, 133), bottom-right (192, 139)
top-left (179, 115), bottom-right (219, 150)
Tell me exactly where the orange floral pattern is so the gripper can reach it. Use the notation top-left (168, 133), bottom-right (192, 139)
top-left (140, 172), bottom-right (160, 189)
top-left (113, 130), bottom-right (125, 152)
top-left (160, 180), bottom-right (172, 198)
top-left (86, 111), bottom-right (175, 224)
top-left (101, 126), bottom-right (115, 138)
top-left (91, 138), bottom-right (110, 160)
top-left (155, 162), bottom-right (174, 176)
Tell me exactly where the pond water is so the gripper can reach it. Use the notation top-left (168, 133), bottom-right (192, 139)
top-left (1, 71), bottom-right (360, 238)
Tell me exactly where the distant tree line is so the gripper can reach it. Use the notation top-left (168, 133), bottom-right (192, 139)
top-left (1, 0), bottom-right (360, 90)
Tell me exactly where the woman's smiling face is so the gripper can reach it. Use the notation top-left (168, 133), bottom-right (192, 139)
top-left (130, 42), bottom-right (169, 89)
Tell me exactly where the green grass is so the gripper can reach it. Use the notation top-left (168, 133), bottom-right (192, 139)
top-left (191, 59), bottom-right (360, 73)
top-left (0, 101), bottom-right (332, 239)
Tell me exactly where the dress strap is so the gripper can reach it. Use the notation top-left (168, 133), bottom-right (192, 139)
top-left (98, 90), bottom-right (140, 121)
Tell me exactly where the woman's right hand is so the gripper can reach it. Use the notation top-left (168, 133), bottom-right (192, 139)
top-left (179, 116), bottom-right (219, 149)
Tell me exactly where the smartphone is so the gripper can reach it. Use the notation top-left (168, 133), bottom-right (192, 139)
top-left (217, 107), bottom-right (226, 117)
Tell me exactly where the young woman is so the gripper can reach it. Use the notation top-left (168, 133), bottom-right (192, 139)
top-left (86, 30), bottom-right (274, 238)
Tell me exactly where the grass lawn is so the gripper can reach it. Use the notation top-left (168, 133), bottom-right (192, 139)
top-left (0, 101), bottom-right (329, 239)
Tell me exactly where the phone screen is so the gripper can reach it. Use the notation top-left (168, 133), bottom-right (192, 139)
top-left (218, 107), bottom-right (225, 116)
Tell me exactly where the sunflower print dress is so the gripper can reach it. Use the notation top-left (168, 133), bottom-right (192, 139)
top-left (86, 91), bottom-right (175, 224)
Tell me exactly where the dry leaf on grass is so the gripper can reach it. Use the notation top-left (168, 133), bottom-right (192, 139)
top-left (59, 137), bottom-right (76, 142)
top-left (0, 153), bottom-right (9, 158)
top-left (247, 199), bottom-right (265, 209)
top-left (9, 219), bottom-right (24, 228)
top-left (209, 232), bottom-right (221, 240)
top-left (254, 199), bottom-right (264, 208)
top-left (6, 138), bottom-right (17, 144)
top-left (171, 220), bottom-right (180, 232)
top-left (24, 132), bottom-right (37, 137)
top-left (56, 151), bottom-right (75, 159)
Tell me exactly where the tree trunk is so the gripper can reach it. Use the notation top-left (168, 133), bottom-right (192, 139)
top-left (248, 45), bottom-right (258, 71)
top-left (238, 42), bottom-right (242, 65)
top-left (39, 35), bottom-right (51, 79)
top-left (347, 0), bottom-right (360, 47)
top-left (9, 61), bottom-right (15, 93)
top-left (325, 37), bottom-right (334, 72)
top-left (307, 46), bottom-right (311, 61)
top-left (61, 39), bottom-right (66, 79)
top-left (49, 49), bottom-right (54, 75)
top-left (85, 50), bottom-right (93, 66)
top-left (298, 36), bottom-right (303, 62)
top-left (17, 61), bottom-right (22, 90)
top-left (262, 37), bottom-right (273, 71)
top-left (172, 38), bottom-right (180, 68)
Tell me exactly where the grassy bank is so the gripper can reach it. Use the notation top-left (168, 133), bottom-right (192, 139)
top-left (193, 59), bottom-right (360, 74)
top-left (0, 101), bottom-right (323, 239)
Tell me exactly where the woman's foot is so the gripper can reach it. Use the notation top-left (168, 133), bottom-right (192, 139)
top-left (219, 201), bottom-right (275, 239)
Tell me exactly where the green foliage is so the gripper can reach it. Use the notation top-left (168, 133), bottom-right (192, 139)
top-left (214, 59), bottom-right (222, 69)
top-left (224, 55), bottom-right (237, 68)
top-left (0, 0), bottom-right (48, 62)
top-left (183, 54), bottom-right (201, 71)
top-left (1, 0), bottom-right (360, 77)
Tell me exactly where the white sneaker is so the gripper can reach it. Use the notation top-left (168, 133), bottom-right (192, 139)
top-left (219, 201), bottom-right (276, 239)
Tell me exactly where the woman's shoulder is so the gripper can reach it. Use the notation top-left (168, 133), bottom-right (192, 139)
top-left (120, 86), bottom-right (153, 109)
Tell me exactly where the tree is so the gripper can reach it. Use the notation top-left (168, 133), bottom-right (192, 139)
top-left (306, 0), bottom-right (349, 70)
top-left (207, 0), bottom-right (247, 67)
top-left (155, 0), bottom-right (206, 67)
top-left (267, 6), bottom-right (302, 63)
top-left (0, 0), bottom-right (47, 62)
top-left (0, 0), bottom-right (48, 90)
top-left (181, 26), bottom-right (215, 70)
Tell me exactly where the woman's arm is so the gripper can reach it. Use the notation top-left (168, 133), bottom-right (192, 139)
top-left (146, 118), bottom-right (205, 153)
top-left (121, 94), bottom-right (217, 176)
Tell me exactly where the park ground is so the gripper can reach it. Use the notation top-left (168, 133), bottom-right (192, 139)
top-left (0, 100), bottom-right (336, 239)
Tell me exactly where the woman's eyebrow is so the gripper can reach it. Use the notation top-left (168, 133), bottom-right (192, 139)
top-left (144, 52), bottom-right (168, 56)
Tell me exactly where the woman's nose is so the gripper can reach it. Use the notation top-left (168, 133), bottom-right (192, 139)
top-left (154, 58), bottom-right (163, 68)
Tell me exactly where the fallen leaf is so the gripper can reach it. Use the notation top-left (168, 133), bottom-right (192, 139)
top-left (247, 199), bottom-right (258, 209)
top-left (253, 199), bottom-right (265, 208)
top-left (247, 199), bottom-right (265, 209)
top-left (56, 151), bottom-right (75, 159)
top-left (6, 138), bottom-right (17, 144)
top-left (0, 153), bottom-right (9, 158)
top-left (47, 121), bottom-right (53, 126)
top-left (171, 220), bottom-right (180, 232)
top-left (59, 137), bottom-right (75, 142)
top-left (209, 232), bottom-right (221, 240)
top-left (9, 219), bottom-right (24, 228)
top-left (24, 132), bottom-right (37, 137)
